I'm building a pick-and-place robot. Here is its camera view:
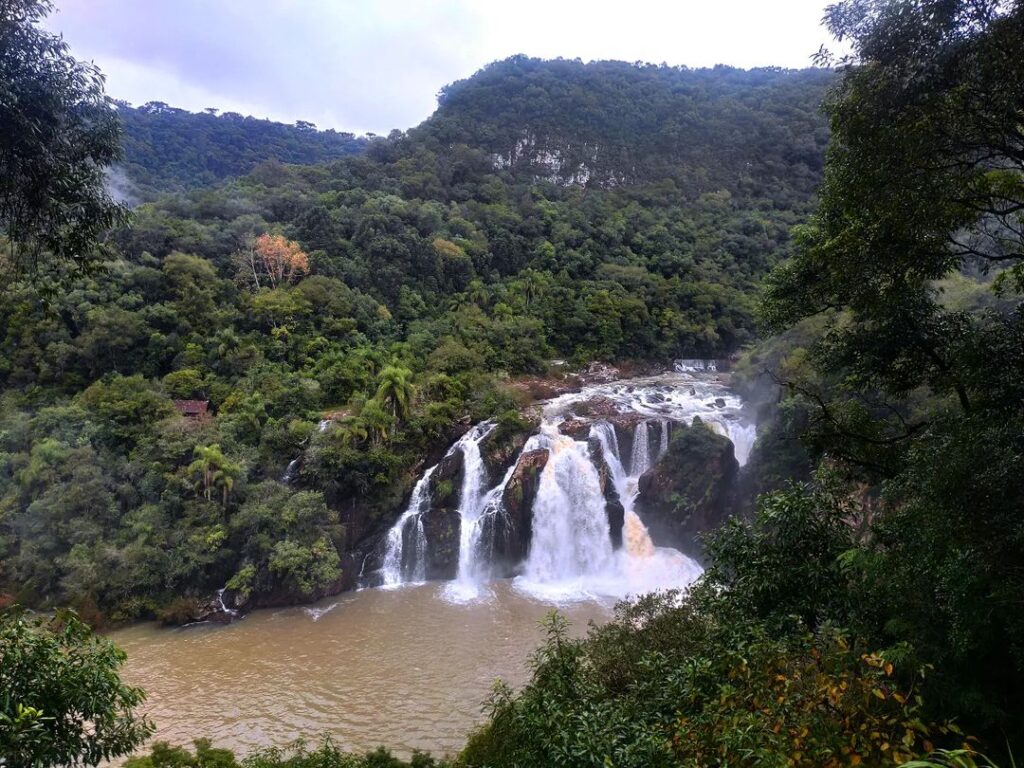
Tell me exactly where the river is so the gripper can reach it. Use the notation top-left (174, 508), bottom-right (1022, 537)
top-left (111, 582), bottom-right (610, 760)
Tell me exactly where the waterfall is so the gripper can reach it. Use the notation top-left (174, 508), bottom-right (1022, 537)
top-left (451, 422), bottom-right (497, 580)
top-left (591, 421), bottom-right (657, 559)
top-left (281, 457), bottom-right (301, 484)
top-left (412, 517), bottom-right (427, 582)
top-left (380, 465), bottom-right (437, 586)
top-left (442, 422), bottom-right (505, 599)
top-left (216, 588), bottom-right (238, 618)
top-left (377, 369), bottom-right (749, 601)
top-left (622, 512), bottom-right (655, 558)
top-left (520, 432), bottom-right (614, 585)
top-left (674, 359), bottom-right (717, 373)
top-left (591, 421), bottom-right (626, 489)
top-left (630, 420), bottom-right (651, 477)
top-left (726, 422), bottom-right (757, 467)
top-left (513, 418), bottom-right (694, 600)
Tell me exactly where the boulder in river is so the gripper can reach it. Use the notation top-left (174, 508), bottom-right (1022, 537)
top-left (635, 418), bottom-right (738, 560)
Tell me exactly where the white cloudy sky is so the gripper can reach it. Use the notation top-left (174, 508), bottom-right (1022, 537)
top-left (45, 0), bottom-right (836, 135)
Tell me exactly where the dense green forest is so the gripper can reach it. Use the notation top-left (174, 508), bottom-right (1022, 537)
top-left (0, 54), bottom-right (832, 623)
top-left (3, 0), bottom-right (1024, 766)
top-left (115, 102), bottom-right (368, 200)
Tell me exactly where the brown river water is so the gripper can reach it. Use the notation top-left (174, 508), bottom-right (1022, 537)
top-left (109, 582), bottom-right (611, 761)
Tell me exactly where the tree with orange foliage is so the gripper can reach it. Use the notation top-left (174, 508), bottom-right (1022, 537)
top-left (235, 233), bottom-right (309, 290)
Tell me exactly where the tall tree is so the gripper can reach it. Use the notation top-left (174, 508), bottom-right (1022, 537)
top-left (764, 0), bottom-right (1024, 418)
top-left (0, 0), bottom-right (124, 277)
top-left (761, 0), bottom-right (1024, 748)
top-left (374, 365), bottom-right (415, 423)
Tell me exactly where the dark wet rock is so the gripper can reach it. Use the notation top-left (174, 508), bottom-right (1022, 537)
top-left (420, 505), bottom-right (461, 580)
top-left (588, 437), bottom-right (625, 548)
top-left (635, 420), bottom-right (739, 561)
top-left (418, 448), bottom-right (466, 580)
top-left (480, 417), bottom-right (538, 479)
top-left (580, 361), bottom-right (619, 384)
top-left (559, 417), bottom-right (592, 440)
top-left (479, 448), bottom-right (549, 576)
top-left (433, 444), bottom-right (466, 495)
top-left (570, 396), bottom-right (621, 420)
top-left (239, 568), bottom-right (351, 612)
top-left (160, 590), bottom-right (246, 626)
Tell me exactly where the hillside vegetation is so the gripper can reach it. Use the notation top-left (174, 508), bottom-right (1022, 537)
top-left (0, 58), bottom-right (832, 623)
top-left (3, 0), bottom-right (1024, 766)
top-left (115, 102), bottom-right (368, 201)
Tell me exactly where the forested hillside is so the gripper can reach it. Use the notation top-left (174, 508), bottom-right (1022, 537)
top-left (420, 58), bottom-right (831, 195)
top-left (0, 58), bottom-right (831, 624)
top-left (115, 101), bottom-right (368, 200)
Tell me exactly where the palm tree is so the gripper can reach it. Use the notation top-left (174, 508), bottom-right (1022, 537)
top-left (358, 398), bottom-right (393, 447)
top-left (467, 279), bottom-right (490, 308)
top-left (188, 444), bottom-right (242, 507)
top-left (520, 268), bottom-right (545, 306)
top-left (374, 365), bottom-right (415, 423)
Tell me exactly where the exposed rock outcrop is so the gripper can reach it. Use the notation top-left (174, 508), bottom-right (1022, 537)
top-left (635, 419), bottom-right (739, 560)
top-left (588, 436), bottom-right (625, 548)
top-left (482, 449), bottom-right (549, 575)
top-left (419, 447), bottom-right (466, 580)
top-left (480, 418), bottom-right (537, 480)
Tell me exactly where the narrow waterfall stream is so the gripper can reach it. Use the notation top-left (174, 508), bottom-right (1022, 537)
top-left (380, 466), bottom-right (436, 586)
top-left (450, 421), bottom-right (498, 588)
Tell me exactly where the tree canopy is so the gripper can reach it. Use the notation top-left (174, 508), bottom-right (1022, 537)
top-left (0, 608), bottom-right (154, 766)
top-left (0, 0), bottom-right (124, 276)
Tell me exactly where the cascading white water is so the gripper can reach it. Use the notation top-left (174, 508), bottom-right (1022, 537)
top-left (519, 430), bottom-right (614, 588)
top-left (630, 420), bottom-right (651, 477)
top-left (591, 419), bottom-right (656, 557)
top-left (281, 457), bottom-right (301, 484)
top-left (382, 422), bottom-right (496, 591)
top-left (726, 422), bottom-right (757, 466)
top-left (380, 465), bottom-right (437, 586)
top-left (216, 588), bottom-right (238, 617)
top-left (514, 415), bottom-right (703, 601)
top-left (412, 517), bottom-right (427, 583)
top-left (380, 369), bottom-right (751, 602)
top-left (674, 359), bottom-right (717, 372)
top-left (451, 422), bottom-right (496, 577)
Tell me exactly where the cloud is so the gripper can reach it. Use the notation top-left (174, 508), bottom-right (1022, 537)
top-left (46, 0), bottom-right (834, 134)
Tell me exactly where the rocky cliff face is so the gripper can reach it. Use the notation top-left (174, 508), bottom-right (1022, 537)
top-left (635, 419), bottom-right (739, 560)
top-left (478, 448), bottom-right (548, 576)
top-left (480, 418), bottom-right (537, 480)
top-left (420, 447), bottom-right (466, 580)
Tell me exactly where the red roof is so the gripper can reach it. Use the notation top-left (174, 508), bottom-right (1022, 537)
top-left (172, 399), bottom-right (209, 417)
